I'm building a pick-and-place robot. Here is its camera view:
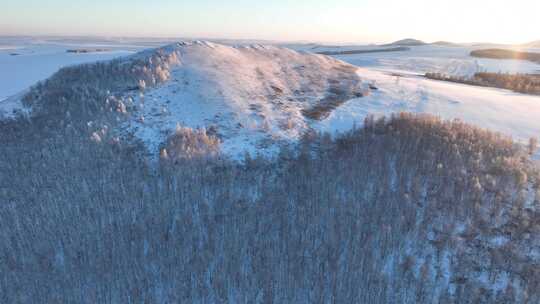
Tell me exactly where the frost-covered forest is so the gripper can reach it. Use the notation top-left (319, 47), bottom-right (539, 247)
top-left (1, 109), bottom-right (539, 303)
top-left (1, 45), bottom-right (540, 303)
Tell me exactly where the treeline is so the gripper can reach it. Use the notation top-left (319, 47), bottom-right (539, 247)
top-left (6, 46), bottom-right (184, 147)
top-left (66, 49), bottom-right (110, 53)
top-left (317, 46), bottom-right (410, 56)
top-left (1, 110), bottom-right (539, 303)
top-left (425, 72), bottom-right (540, 95)
top-left (471, 48), bottom-right (540, 63)
top-left (21, 46), bottom-right (180, 123)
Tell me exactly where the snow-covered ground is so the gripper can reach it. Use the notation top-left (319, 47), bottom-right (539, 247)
top-left (332, 45), bottom-right (540, 77)
top-left (315, 67), bottom-right (540, 148)
top-left (0, 40), bottom-right (140, 102)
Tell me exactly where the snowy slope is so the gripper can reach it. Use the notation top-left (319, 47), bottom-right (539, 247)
top-left (0, 36), bottom-right (286, 102)
top-left (120, 41), bottom-right (364, 158)
top-left (315, 67), bottom-right (540, 148)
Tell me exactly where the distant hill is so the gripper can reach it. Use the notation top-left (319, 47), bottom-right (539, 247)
top-left (382, 39), bottom-right (466, 47)
top-left (431, 41), bottom-right (461, 47)
top-left (384, 38), bottom-right (427, 46)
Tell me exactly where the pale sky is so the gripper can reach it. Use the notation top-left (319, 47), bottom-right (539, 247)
top-left (1, 0), bottom-right (539, 44)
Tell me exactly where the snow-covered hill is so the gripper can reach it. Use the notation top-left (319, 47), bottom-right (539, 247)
top-left (1, 41), bottom-right (365, 158)
top-left (113, 42), bottom-right (540, 159)
top-left (2, 41), bottom-right (539, 160)
top-left (117, 42), bottom-right (365, 158)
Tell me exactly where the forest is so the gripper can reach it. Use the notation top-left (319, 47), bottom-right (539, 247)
top-left (1, 55), bottom-right (540, 303)
top-left (1, 109), bottom-right (540, 302)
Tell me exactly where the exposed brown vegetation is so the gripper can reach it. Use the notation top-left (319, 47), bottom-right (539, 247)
top-left (426, 72), bottom-right (540, 95)
top-left (302, 83), bottom-right (365, 120)
top-left (302, 94), bottom-right (360, 120)
top-left (161, 125), bottom-right (221, 162)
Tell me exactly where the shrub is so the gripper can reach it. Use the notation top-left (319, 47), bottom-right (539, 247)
top-left (160, 125), bottom-right (221, 163)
